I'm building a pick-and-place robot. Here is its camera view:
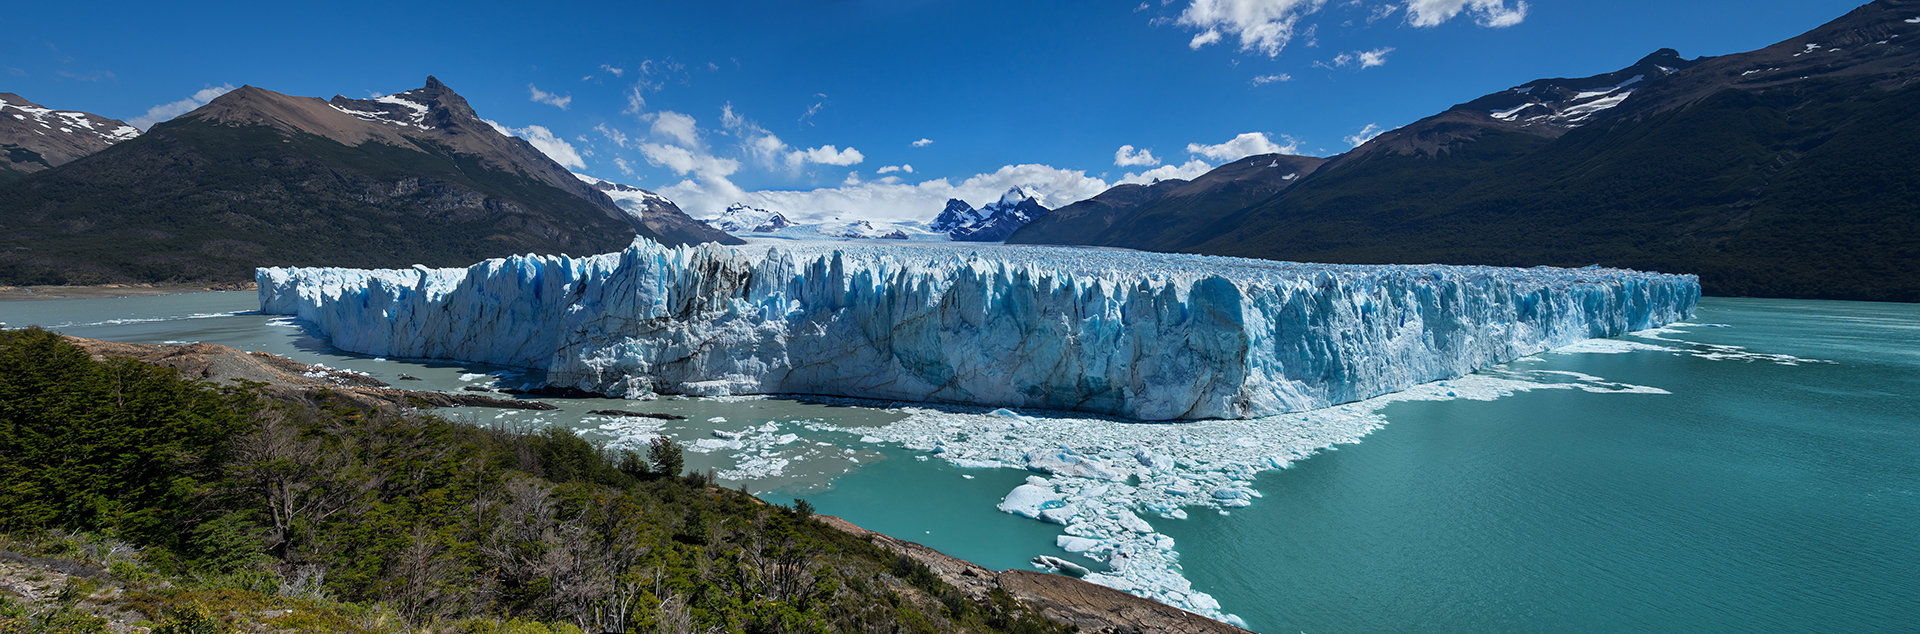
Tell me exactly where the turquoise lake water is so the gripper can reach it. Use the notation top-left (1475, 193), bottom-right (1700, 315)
top-left (4, 294), bottom-right (1915, 632)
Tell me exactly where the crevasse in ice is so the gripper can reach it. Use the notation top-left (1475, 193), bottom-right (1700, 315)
top-left (257, 239), bottom-right (1698, 420)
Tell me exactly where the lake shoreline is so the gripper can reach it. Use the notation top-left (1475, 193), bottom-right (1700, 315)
top-left (0, 281), bottom-right (255, 301)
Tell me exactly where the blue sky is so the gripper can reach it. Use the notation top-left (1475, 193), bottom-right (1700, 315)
top-left (8, 0), bottom-right (1867, 221)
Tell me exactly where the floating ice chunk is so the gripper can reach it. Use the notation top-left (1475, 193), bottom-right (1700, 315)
top-left (1026, 447), bottom-right (1128, 481)
top-left (1032, 555), bottom-right (1090, 577)
top-left (998, 478), bottom-right (1061, 520)
top-left (1135, 448), bottom-right (1174, 472)
top-left (1057, 535), bottom-right (1109, 554)
top-left (1113, 509), bottom-right (1153, 533)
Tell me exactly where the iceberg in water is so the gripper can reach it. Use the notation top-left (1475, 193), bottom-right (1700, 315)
top-left (257, 239), bottom-right (1697, 420)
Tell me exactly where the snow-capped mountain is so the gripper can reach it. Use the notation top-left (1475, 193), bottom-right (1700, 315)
top-left (572, 173), bottom-right (684, 222)
top-left (704, 203), bottom-right (922, 241)
top-left (0, 93), bottom-right (140, 178)
top-left (706, 203), bottom-right (797, 234)
top-left (930, 186), bottom-right (1052, 242)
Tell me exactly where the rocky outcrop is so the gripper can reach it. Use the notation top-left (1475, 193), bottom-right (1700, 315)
top-left (64, 336), bottom-right (554, 411)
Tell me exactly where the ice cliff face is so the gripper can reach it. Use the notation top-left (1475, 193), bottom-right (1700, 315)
top-left (258, 240), bottom-right (1698, 421)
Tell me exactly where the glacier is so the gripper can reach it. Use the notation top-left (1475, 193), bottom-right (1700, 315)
top-left (257, 238), bottom-right (1698, 421)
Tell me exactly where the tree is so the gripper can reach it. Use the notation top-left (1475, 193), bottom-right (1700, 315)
top-left (647, 436), bottom-right (684, 478)
top-left (793, 498), bottom-right (814, 519)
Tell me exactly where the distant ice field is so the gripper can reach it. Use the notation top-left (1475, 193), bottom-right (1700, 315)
top-left (258, 238), bottom-right (1699, 421)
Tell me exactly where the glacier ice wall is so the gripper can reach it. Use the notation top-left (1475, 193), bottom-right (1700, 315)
top-left (258, 239), bottom-right (1698, 420)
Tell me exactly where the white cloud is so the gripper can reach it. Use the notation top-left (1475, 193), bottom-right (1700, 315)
top-left (600, 64), bottom-right (626, 77)
top-left (614, 157), bottom-right (636, 176)
top-left (1170, 0), bottom-right (1522, 61)
top-left (876, 164), bottom-right (914, 174)
top-left (622, 85), bottom-right (646, 116)
top-left (1250, 73), bottom-right (1292, 85)
top-left (1186, 131), bottom-right (1296, 161)
top-left (1114, 144), bottom-right (1162, 167)
top-left (1357, 47), bottom-right (1394, 68)
top-left (798, 145), bottom-right (863, 166)
top-left (799, 94), bottom-right (828, 125)
top-left (911, 138), bottom-right (933, 147)
top-left (527, 84), bottom-right (571, 110)
top-left (1118, 159), bottom-right (1215, 185)
top-left (594, 123), bottom-right (632, 148)
top-left (128, 84), bottom-right (234, 130)
top-left (1175, 0), bottom-right (1328, 57)
top-left (1405, 0), bottom-right (1529, 28)
top-left (650, 110), bottom-right (700, 147)
top-left (1343, 122), bottom-right (1385, 147)
top-left (720, 104), bottom-right (864, 171)
top-left (1316, 46), bottom-right (1394, 70)
top-left (483, 119), bottom-right (586, 170)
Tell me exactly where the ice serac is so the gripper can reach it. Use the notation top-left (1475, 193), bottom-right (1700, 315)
top-left (258, 240), bottom-right (1699, 421)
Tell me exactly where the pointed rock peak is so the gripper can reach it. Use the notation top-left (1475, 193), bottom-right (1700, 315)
top-left (1641, 48), bottom-right (1685, 64)
top-left (943, 198), bottom-right (975, 211)
top-left (424, 75), bottom-right (447, 91)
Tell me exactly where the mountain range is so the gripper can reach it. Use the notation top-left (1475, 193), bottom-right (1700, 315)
top-left (0, 77), bottom-right (735, 285)
top-left (1010, 0), bottom-right (1920, 302)
top-left (930, 186), bottom-right (1052, 241)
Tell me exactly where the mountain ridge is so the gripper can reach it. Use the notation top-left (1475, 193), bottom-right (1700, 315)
top-left (1010, 0), bottom-right (1920, 301)
top-left (0, 77), bottom-right (736, 285)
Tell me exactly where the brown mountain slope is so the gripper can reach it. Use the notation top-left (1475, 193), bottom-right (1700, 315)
top-left (0, 92), bottom-right (139, 180)
top-left (0, 77), bottom-right (737, 285)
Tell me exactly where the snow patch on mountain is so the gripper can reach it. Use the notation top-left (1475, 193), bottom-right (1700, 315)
top-left (574, 173), bottom-right (677, 221)
top-left (0, 94), bottom-right (140, 143)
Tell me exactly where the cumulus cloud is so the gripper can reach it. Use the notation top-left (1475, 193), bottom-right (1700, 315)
top-left (1118, 159), bottom-right (1215, 185)
top-left (1186, 131), bottom-right (1297, 161)
top-left (482, 119), bottom-right (586, 170)
top-left (1175, 0), bottom-right (1328, 57)
top-left (911, 138), bottom-right (933, 147)
top-left (720, 104), bottom-right (864, 171)
top-left (650, 111), bottom-right (700, 147)
top-left (876, 164), bottom-right (914, 174)
top-left (798, 145), bottom-right (863, 166)
top-left (1343, 122), bottom-right (1385, 147)
top-left (1250, 73), bottom-right (1292, 85)
top-left (1405, 0), bottom-right (1529, 28)
top-left (1114, 144), bottom-right (1162, 167)
top-left (1356, 47), bottom-right (1394, 68)
top-left (527, 84), bottom-right (571, 110)
top-left (128, 84), bottom-right (234, 130)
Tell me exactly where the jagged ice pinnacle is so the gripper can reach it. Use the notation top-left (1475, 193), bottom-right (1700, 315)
top-left (258, 239), bottom-right (1698, 420)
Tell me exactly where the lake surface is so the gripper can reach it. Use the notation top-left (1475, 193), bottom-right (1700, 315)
top-left (4, 294), bottom-right (1914, 632)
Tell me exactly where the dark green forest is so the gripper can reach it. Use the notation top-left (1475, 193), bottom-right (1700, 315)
top-left (0, 328), bottom-right (1069, 633)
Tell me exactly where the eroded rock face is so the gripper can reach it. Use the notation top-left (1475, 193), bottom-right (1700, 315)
top-left (258, 239), bottom-right (1697, 421)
